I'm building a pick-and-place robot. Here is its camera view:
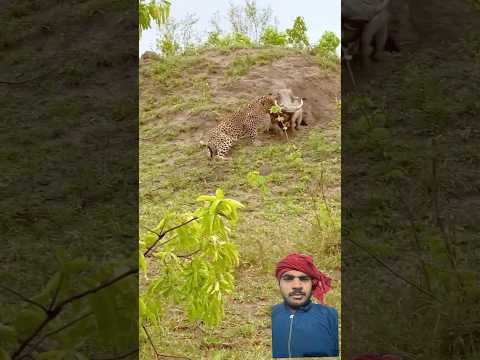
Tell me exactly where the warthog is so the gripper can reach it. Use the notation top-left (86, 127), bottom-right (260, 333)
top-left (270, 89), bottom-right (306, 134)
top-left (342, 0), bottom-right (392, 66)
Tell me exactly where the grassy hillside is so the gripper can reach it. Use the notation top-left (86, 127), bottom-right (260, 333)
top-left (139, 47), bottom-right (341, 359)
top-left (341, 1), bottom-right (480, 358)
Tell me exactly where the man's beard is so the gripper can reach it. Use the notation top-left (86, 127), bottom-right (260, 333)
top-left (282, 290), bottom-right (312, 308)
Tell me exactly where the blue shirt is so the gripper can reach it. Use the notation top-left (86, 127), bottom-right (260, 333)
top-left (271, 300), bottom-right (339, 358)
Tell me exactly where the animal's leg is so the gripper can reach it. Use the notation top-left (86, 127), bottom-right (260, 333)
top-left (249, 128), bottom-right (260, 145)
top-left (361, 9), bottom-right (389, 66)
top-left (372, 13), bottom-right (389, 61)
top-left (285, 113), bottom-right (295, 133)
top-left (216, 145), bottom-right (230, 159)
top-left (269, 114), bottom-right (282, 135)
top-left (295, 110), bottom-right (303, 130)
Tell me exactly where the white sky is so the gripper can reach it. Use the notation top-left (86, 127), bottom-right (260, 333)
top-left (140, 0), bottom-right (341, 55)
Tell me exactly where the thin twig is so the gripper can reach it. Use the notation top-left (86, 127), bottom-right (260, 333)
top-left (175, 249), bottom-right (201, 258)
top-left (157, 354), bottom-right (192, 360)
top-left (42, 311), bottom-right (93, 340)
top-left (142, 325), bottom-right (159, 358)
top-left (11, 268), bottom-right (137, 359)
top-left (0, 285), bottom-right (48, 313)
top-left (143, 217), bottom-right (199, 257)
top-left (346, 237), bottom-right (438, 300)
top-left (55, 268), bottom-right (138, 309)
top-left (23, 312), bottom-right (94, 358)
top-left (12, 315), bottom-right (53, 359)
top-left (48, 273), bottom-right (63, 311)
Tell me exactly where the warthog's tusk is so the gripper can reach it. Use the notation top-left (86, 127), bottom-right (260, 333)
top-left (295, 98), bottom-right (304, 110)
top-left (275, 98), bottom-right (303, 113)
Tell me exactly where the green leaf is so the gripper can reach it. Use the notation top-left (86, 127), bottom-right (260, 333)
top-left (223, 199), bottom-right (245, 209)
top-left (209, 199), bottom-right (221, 215)
top-left (63, 257), bottom-right (89, 274)
top-left (15, 308), bottom-right (46, 335)
top-left (37, 350), bottom-right (67, 360)
top-left (0, 348), bottom-right (11, 360)
top-left (197, 195), bottom-right (216, 203)
top-left (88, 289), bottom-right (118, 348)
top-left (139, 252), bottom-right (147, 275)
top-left (74, 353), bottom-right (88, 360)
top-left (32, 272), bottom-right (61, 306)
top-left (0, 324), bottom-right (16, 345)
top-left (215, 188), bottom-right (224, 199)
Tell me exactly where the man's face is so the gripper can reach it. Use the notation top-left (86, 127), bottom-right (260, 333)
top-left (279, 270), bottom-right (312, 308)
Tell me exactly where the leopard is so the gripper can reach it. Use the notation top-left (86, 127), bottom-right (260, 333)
top-left (203, 95), bottom-right (275, 159)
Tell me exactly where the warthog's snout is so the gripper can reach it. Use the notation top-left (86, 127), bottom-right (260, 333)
top-left (274, 89), bottom-right (304, 113)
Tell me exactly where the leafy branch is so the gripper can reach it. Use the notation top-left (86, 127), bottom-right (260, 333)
top-left (4, 267), bottom-right (138, 359)
top-left (139, 189), bottom-right (244, 357)
top-left (143, 216), bottom-right (199, 257)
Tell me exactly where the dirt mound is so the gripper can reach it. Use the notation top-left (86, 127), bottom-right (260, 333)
top-left (230, 56), bottom-right (339, 127)
top-left (140, 48), bottom-right (340, 147)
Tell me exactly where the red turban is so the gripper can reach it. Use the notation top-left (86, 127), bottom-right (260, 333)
top-left (275, 253), bottom-right (332, 303)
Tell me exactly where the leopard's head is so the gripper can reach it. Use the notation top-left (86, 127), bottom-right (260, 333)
top-left (200, 140), bottom-right (216, 159)
top-left (257, 94), bottom-right (276, 112)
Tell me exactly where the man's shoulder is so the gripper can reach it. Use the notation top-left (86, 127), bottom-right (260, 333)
top-left (310, 303), bottom-right (338, 317)
top-left (272, 303), bottom-right (286, 314)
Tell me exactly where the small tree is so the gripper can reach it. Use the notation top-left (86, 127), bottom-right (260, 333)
top-left (314, 31), bottom-right (340, 56)
top-left (244, 0), bottom-right (272, 43)
top-left (286, 16), bottom-right (309, 48)
top-left (260, 26), bottom-right (287, 46)
top-left (139, 189), bottom-right (244, 354)
top-left (206, 31), bottom-right (254, 49)
top-left (227, 2), bottom-right (249, 37)
top-left (156, 13), bottom-right (200, 56)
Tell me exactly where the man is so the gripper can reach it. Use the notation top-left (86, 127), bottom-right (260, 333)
top-left (271, 253), bottom-right (339, 358)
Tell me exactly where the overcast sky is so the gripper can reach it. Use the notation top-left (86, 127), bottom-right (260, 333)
top-left (140, 0), bottom-right (341, 55)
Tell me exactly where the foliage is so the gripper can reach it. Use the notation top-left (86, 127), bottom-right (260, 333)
top-left (247, 171), bottom-right (271, 196)
top-left (206, 31), bottom-right (254, 50)
top-left (260, 26), bottom-right (287, 46)
top-left (0, 251), bottom-right (137, 359)
top-left (313, 31), bottom-right (340, 56)
top-left (226, 55), bottom-right (257, 77)
top-left (244, 0), bottom-right (273, 43)
top-left (286, 16), bottom-right (309, 48)
top-left (139, 189), bottom-right (243, 335)
top-left (269, 104), bottom-right (282, 114)
top-left (156, 13), bottom-right (200, 56)
top-left (139, 0), bottom-right (170, 35)
top-left (159, 36), bottom-right (179, 56)
top-left (468, 0), bottom-right (480, 10)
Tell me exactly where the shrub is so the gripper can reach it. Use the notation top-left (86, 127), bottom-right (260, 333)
top-left (313, 31), bottom-right (340, 56)
top-left (286, 16), bottom-right (309, 48)
top-left (260, 26), bottom-right (287, 46)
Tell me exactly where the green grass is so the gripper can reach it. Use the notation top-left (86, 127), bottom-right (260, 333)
top-left (140, 51), bottom-right (341, 357)
top-left (224, 47), bottom-right (297, 78)
top-left (341, 36), bottom-right (480, 358)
